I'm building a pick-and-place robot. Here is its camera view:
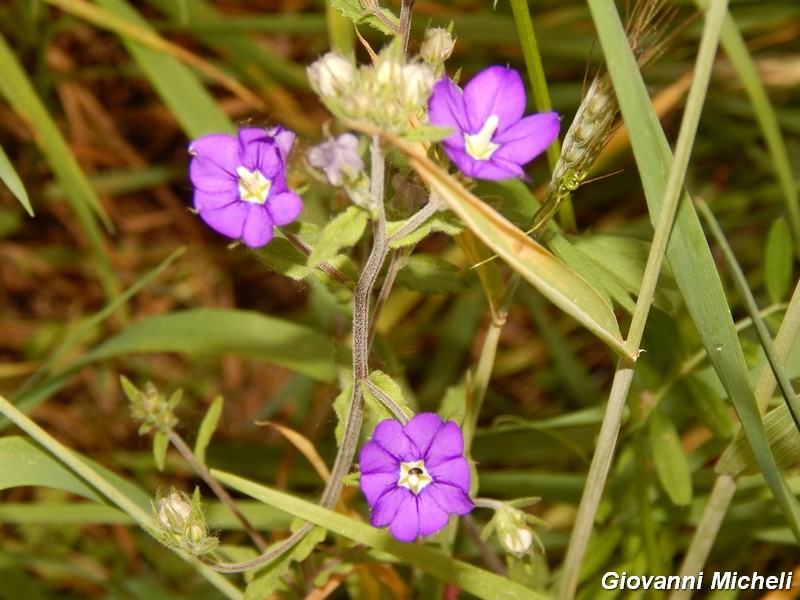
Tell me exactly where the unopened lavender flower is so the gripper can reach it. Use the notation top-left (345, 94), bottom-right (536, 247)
top-left (428, 66), bottom-right (560, 180)
top-left (308, 133), bottom-right (364, 187)
top-left (359, 413), bottom-right (473, 542)
top-left (188, 127), bottom-right (302, 248)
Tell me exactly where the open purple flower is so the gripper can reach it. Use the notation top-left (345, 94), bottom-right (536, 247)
top-left (428, 66), bottom-right (560, 180)
top-left (359, 413), bottom-right (473, 542)
top-left (189, 127), bottom-right (302, 248)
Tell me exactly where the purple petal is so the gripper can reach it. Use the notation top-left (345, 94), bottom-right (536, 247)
top-left (428, 456), bottom-right (471, 492)
top-left (425, 482), bottom-right (474, 516)
top-left (442, 145), bottom-right (524, 180)
top-left (188, 133), bottom-right (241, 194)
top-left (197, 201), bottom-right (250, 240)
top-left (426, 421), bottom-right (465, 463)
top-left (462, 67), bottom-right (526, 133)
top-left (267, 191), bottom-right (303, 226)
top-left (360, 470), bottom-right (397, 505)
top-left (403, 413), bottom-right (444, 457)
top-left (266, 126), bottom-right (296, 160)
top-left (371, 419), bottom-right (416, 461)
top-left (388, 495), bottom-right (420, 542)
top-left (240, 206), bottom-right (274, 248)
top-left (237, 127), bottom-right (272, 148)
top-left (192, 188), bottom-right (239, 213)
top-left (370, 486), bottom-right (408, 528)
top-left (359, 440), bottom-right (398, 475)
top-left (428, 77), bottom-right (469, 146)
top-left (493, 111), bottom-right (560, 166)
top-left (416, 491), bottom-right (451, 536)
top-left (243, 140), bottom-right (283, 179)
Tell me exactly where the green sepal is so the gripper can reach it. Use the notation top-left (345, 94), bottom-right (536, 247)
top-left (152, 430), bottom-right (169, 471)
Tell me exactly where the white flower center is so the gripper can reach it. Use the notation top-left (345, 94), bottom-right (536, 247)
top-left (237, 166), bottom-right (272, 204)
top-left (398, 460), bottom-right (432, 494)
top-left (464, 115), bottom-right (500, 161)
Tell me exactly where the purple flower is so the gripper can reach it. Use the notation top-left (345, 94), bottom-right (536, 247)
top-left (189, 127), bottom-right (302, 248)
top-left (359, 413), bottom-right (473, 542)
top-left (307, 133), bottom-right (364, 186)
top-left (428, 66), bottom-right (560, 180)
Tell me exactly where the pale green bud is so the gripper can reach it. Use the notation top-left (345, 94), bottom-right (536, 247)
top-left (307, 53), bottom-right (354, 98)
top-left (421, 28), bottom-right (455, 64)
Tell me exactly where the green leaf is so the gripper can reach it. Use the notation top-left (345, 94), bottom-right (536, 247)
top-left (0, 144), bottom-right (32, 216)
top-left (308, 206), bottom-right (369, 270)
top-left (195, 396), bottom-right (224, 466)
top-left (395, 254), bottom-right (468, 294)
top-left (86, 0), bottom-right (234, 138)
top-left (332, 378), bottom-right (353, 446)
top-left (0, 437), bottom-right (102, 502)
top-left (213, 470), bottom-right (550, 600)
top-left (152, 430), bottom-right (169, 471)
top-left (716, 402), bottom-right (800, 477)
top-left (589, 0), bottom-right (800, 538)
top-left (764, 217), bottom-right (793, 304)
top-left (252, 238), bottom-right (357, 288)
top-left (244, 526), bottom-right (326, 599)
top-left (328, 0), bottom-right (398, 35)
top-left (392, 135), bottom-right (626, 357)
top-left (649, 409), bottom-right (692, 506)
top-left (363, 370), bottom-right (414, 421)
top-left (387, 211), bottom-right (464, 249)
top-left (82, 309), bottom-right (336, 383)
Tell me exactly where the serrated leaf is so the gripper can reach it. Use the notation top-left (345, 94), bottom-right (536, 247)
top-left (328, 0), bottom-right (398, 35)
top-left (195, 396), bottom-right (224, 466)
top-left (764, 217), bottom-right (793, 304)
top-left (0, 144), bottom-right (32, 216)
top-left (308, 206), bottom-right (369, 270)
top-left (649, 409), bottom-right (692, 506)
top-left (152, 430), bottom-right (169, 471)
top-left (395, 254), bottom-right (468, 294)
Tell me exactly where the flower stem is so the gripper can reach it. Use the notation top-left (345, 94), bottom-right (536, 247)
top-left (166, 430), bottom-right (268, 552)
top-left (321, 134), bottom-right (388, 509)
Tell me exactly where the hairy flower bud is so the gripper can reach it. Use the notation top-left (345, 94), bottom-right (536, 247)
top-left (421, 28), bottom-right (455, 64)
top-left (158, 492), bottom-right (192, 528)
top-left (151, 488), bottom-right (217, 556)
top-left (401, 64), bottom-right (435, 108)
top-left (307, 53), bottom-right (354, 98)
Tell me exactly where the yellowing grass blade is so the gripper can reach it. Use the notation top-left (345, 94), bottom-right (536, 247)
top-left (392, 136), bottom-right (628, 358)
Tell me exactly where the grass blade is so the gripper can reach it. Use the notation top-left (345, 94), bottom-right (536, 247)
top-left (0, 144), bottom-right (33, 216)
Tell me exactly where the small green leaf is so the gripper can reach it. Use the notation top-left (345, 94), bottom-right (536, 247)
top-left (0, 144), bottom-right (32, 216)
top-left (252, 238), bottom-right (310, 280)
top-left (764, 217), bottom-right (793, 304)
top-left (332, 378), bottom-right (353, 446)
top-left (307, 206), bottom-right (369, 270)
top-left (649, 409), bottom-right (692, 506)
top-left (328, 0), bottom-right (398, 35)
top-left (195, 395), bottom-right (224, 466)
top-left (363, 370), bottom-right (413, 421)
top-left (152, 430), bottom-right (169, 471)
top-left (387, 210), bottom-right (463, 249)
top-left (395, 254), bottom-right (468, 294)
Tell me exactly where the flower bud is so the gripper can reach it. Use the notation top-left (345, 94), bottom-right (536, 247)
top-left (158, 492), bottom-right (192, 528)
top-left (307, 53), bottom-right (354, 98)
top-left (401, 63), bottom-right (435, 108)
top-left (421, 28), bottom-right (455, 64)
top-left (307, 133), bottom-right (364, 187)
top-left (501, 526), bottom-right (534, 555)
